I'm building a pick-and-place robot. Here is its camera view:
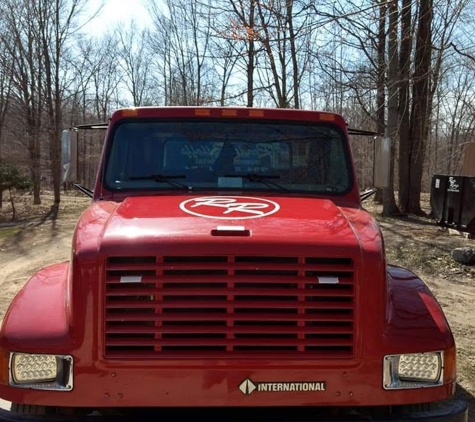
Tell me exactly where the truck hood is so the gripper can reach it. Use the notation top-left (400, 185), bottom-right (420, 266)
top-left (90, 195), bottom-right (381, 258)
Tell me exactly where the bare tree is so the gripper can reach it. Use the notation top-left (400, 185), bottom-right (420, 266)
top-left (208, 35), bottom-right (241, 105)
top-left (147, 0), bottom-right (216, 106)
top-left (223, 0), bottom-right (258, 106)
top-left (254, 0), bottom-right (311, 108)
top-left (35, 0), bottom-right (88, 207)
top-left (90, 34), bottom-right (122, 120)
top-left (400, 0), bottom-right (433, 215)
top-left (0, 0), bottom-right (44, 204)
top-left (397, 0), bottom-right (412, 210)
top-left (376, 0), bottom-right (387, 136)
top-left (382, 0), bottom-right (400, 216)
top-left (116, 21), bottom-right (153, 106)
top-left (0, 36), bottom-right (13, 208)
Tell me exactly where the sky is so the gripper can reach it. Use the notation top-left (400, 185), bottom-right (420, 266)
top-left (82, 0), bottom-right (153, 36)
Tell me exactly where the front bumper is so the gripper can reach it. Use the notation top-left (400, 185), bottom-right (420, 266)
top-left (0, 400), bottom-right (468, 422)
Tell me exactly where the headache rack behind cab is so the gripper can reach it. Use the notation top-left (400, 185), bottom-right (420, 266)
top-left (104, 255), bottom-right (355, 359)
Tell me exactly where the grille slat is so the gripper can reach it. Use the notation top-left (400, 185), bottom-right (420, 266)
top-left (106, 311), bottom-right (353, 322)
top-left (105, 338), bottom-right (353, 347)
top-left (107, 262), bottom-right (353, 273)
top-left (106, 288), bottom-right (354, 297)
top-left (104, 255), bottom-right (355, 358)
top-left (106, 325), bottom-right (353, 335)
top-left (105, 350), bottom-right (351, 359)
top-left (106, 275), bottom-right (354, 284)
top-left (106, 300), bottom-right (352, 309)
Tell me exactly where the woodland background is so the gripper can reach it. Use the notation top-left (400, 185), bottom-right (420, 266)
top-left (0, 0), bottom-right (474, 216)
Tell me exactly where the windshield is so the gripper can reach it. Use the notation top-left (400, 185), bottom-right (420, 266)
top-left (104, 119), bottom-right (352, 194)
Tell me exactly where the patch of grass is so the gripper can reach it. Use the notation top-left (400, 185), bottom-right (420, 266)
top-left (0, 226), bottom-right (22, 240)
top-left (385, 242), bottom-right (475, 279)
top-left (0, 191), bottom-right (90, 224)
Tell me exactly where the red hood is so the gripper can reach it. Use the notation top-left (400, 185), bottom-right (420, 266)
top-left (79, 195), bottom-right (381, 259)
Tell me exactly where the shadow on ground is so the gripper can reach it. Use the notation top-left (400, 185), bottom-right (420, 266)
top-left (386, 214), bottom-right (437, 227)
top-left (455, 383), bottom-right (474, 422)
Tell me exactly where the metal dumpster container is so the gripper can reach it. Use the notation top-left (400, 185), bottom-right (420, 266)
top-left (431, 174), bottom-right (475, 234)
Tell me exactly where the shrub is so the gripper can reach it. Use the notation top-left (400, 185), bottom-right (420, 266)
top-left (0, 163), bottom-right (31, 220)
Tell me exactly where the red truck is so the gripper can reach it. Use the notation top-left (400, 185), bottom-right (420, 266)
top-left (0, 107), bottom-right (467, 421)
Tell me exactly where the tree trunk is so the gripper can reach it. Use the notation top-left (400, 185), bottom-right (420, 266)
top-left (406, 0), bottom-right (433, 215)
top-left (0, 156), bottom-right (2, 209)
top-left (9, 187), bottom-right (15, 221)
top-left (398, 0), bottom-right (412, 210)
top-left (287, 0), bottom-right (299, 109)
top-left (27, 124), bottom-right (42, 205)
top-left (247, 44), bottom-right (255, 107)
top-left (0, 103), bottom-right (6, 209)
top-left (376, 0), bottom-right (386, 137)
top-left (382, 0), bottom-right (401, 216)
top-left (256, 1), bottom-right (286, 108)
top-left (374, 0), bottom-right (387, 205)
top-left (52, 33), bottom-right (62, 207)
top-left (41, 0), bottom-right (62, 208)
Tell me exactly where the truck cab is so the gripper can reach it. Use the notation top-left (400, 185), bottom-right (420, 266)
top-left (0, 107), bottom-right (467, 421)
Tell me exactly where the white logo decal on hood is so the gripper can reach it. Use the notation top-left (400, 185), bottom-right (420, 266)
top-left (180, 196), bottom-right (280, 219)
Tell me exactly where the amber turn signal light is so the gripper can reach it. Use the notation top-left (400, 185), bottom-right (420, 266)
top-left (443, 345), bottom-right (456, 384)
top-left (0, 348), bottom-right (9, 385)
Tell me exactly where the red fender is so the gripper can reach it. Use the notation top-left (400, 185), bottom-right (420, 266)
top-left (0, 262), bottom-right (72, 353)
top-left (384, 265), bottom-right (456, 388)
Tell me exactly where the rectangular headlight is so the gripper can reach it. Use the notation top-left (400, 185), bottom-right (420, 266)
top-left (12, 354), bottom-right (57, 383)
top-left (398, 353), bottom-right (441, 382)
top-left (9, 352), bottom-right (73, 391)
top-left (383, 351), bottom-right (443, 390)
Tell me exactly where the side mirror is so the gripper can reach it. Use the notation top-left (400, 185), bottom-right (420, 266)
top-left (61, 130), bottom-right (78, 183)
top-left (373, 137), bottom-right (391, 189)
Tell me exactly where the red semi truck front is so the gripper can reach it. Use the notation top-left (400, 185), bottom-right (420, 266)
top-left (0, 108), bottom-right (467, 421)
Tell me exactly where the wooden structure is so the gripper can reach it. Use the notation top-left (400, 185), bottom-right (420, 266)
top-left (462, 143), bottom-right (475, 176)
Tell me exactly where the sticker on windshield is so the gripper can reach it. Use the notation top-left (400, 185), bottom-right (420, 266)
top-left (180, 196), bottom-right (280, 220)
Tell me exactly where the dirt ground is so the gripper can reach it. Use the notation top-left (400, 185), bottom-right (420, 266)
top-left (0, 193), bottom-right (474, 418)
top-left (0, 194), bottom-right (91, 325)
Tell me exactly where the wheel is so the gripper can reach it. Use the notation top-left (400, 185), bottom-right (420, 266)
top-left (10, 403), bottom-right (47, 415)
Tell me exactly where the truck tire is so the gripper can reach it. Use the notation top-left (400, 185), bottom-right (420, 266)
top-left (10, 403), bottom-right (47, 415)
top-left (401, 402), bottom-right (436, 413)
top-left (9, 403), bottom-right (90, 417)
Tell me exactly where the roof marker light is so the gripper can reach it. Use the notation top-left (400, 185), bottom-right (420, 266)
top-left (320, 113), bottom-right (336, 121)
top-left (195, 109), bottom-right (210, 116)
top-left (122, 108), bottom-right (139, 117)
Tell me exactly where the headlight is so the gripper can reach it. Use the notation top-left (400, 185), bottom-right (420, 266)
top-left (398, 353), bottom-right (441, 381)
top-left (9, 353), bottom-right (73, 391)
top-left (383, 351), bottom-right (443, 390)
top-left (12, 354), bottom-right (57, 383)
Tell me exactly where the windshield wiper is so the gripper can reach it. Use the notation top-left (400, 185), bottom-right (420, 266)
top-left (224, 173), bottom-right (289, 192)
top-left (128, 174), bottom-right (192, 190)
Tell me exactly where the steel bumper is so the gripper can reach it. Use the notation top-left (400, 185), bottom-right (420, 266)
top-left (0, 400), bottom-right (468, 422)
